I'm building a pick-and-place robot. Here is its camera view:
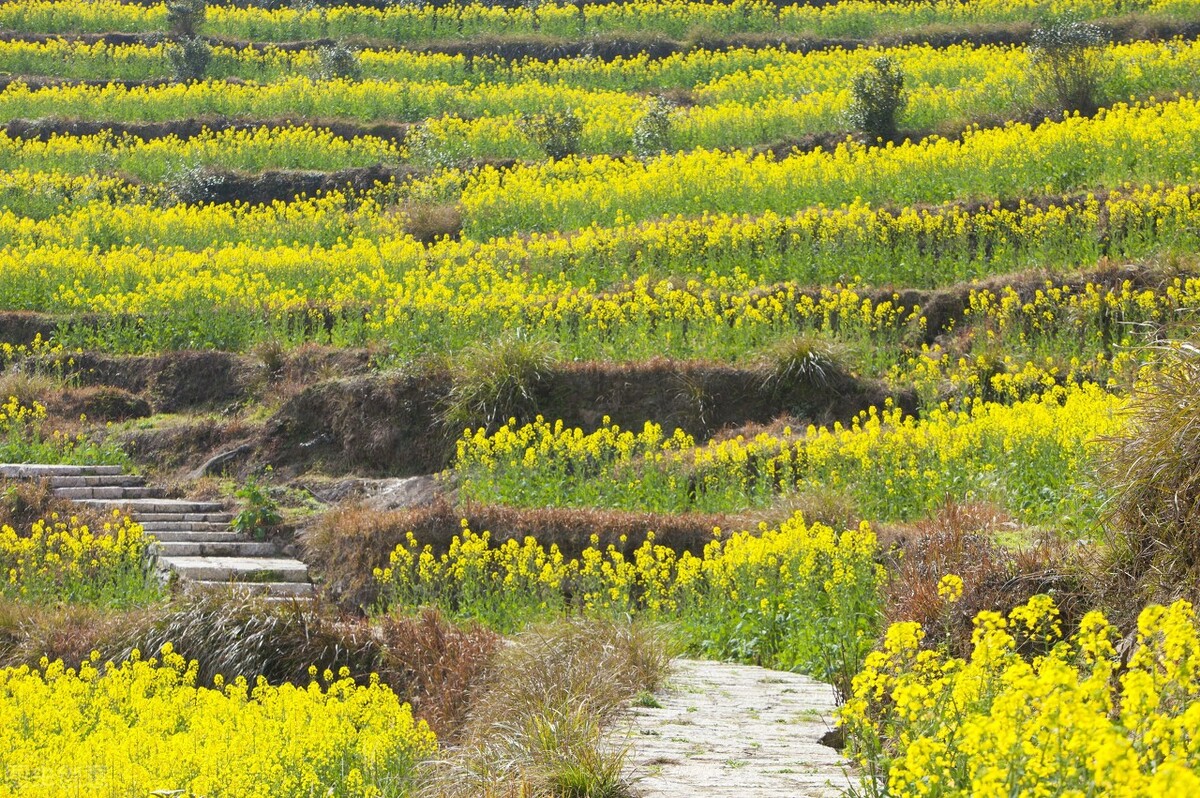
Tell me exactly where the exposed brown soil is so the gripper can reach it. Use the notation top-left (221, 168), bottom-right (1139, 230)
top-left (261, 357), bottom-right (909, 478)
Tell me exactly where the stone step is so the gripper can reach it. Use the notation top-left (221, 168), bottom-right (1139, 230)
top-left (135, 512), bottom-right (235, 523)
top-left (76, 498), bottom-right (226, 514)
top-left (48, 474), bottom-right (145, 488)
top-left (0, 463), bottom-right (125, 478)
top-left (155, 541), bottom-right (278, 558)
top-left (162, 556), bottom-right (310, 583)
top-left (186, 580), bottom-right (316, 598)
top-left (53, 486), bottom-right (162, 500)
top-left (138, 521), bottom-right (231, 533)
top-left (150, 529), bottom-right (243, 543)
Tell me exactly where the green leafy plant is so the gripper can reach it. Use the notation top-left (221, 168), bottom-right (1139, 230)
top-left (317, 43), bottom-right (362, 81)
top-left (165, 0), bottom-right (207, 37)
top-left (632, 97), bottom-right (674, 159)
top-left (232, 472), bottom-right (282, 541)
top-left (520, 110), bottom-right (584, 160)
top-left (847, 56), bottom-right (906, 143)
top-left (167, 36), bottom-right (212, 83)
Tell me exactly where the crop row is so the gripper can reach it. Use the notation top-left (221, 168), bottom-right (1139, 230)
top-left (1, 0), bottom-right (1186, 43)
top-left (459, 95), bottom-right (1200, 236)
top-left (451, 382), bottom-right (1121, 522)
top-left (3, 168), bottom-right (1200, 286)
top-left (4, 39), bottom-right (1200, 160)
top-left (3, 37), bottom-right (1197, 107)
top-left (2, 94), bottom-right (1199, 233)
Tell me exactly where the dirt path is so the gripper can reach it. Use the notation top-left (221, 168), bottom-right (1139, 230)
top-left (616, 659), bottom-right (856, 798)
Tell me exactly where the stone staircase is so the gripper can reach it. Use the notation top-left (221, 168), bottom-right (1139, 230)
top-left (0, 464), bottom-right (314, 599)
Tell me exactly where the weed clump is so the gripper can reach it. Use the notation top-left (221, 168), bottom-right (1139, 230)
top-left (442, 332), bottom-right (560, 432)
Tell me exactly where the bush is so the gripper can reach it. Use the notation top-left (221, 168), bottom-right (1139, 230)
top-left (167, 36), bottom-right (212, 83)
top-left (520, 110), bottom-right (584, 160)
top-left (847, 56), bottom-right (906, 143)
top-left (1029, 22), bottom-right (1108, 115)
top-left (632, 98), bottom-right (674, 158)
top-left (165, 0), bottom-right (207, 37)
top-left (317, 43), bottom-right (362, 81)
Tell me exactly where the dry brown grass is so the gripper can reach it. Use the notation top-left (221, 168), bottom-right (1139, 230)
top-left (1097, 343), bottom-right (1200, 621)
top-left (377, 609), bottom-right (503, 740)
top-left (420, 617), bottom-right (673, 798)
top-left (0, 599), bottom-right (149, 670)
top-left (879, 502), bottom-right (1082, 657)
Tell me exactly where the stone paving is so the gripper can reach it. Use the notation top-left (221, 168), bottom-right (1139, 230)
top-left (616, 658), bottom-right (856, 798)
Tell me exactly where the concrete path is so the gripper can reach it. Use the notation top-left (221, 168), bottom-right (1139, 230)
top-left (618, 659), bottom-right (856, 798)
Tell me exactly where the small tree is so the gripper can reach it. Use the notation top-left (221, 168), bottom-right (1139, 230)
top-left (1029, 22), bottom-right (1108, 116)
top-left (317, 43), bottom-right (362, 81)
top-left (166, 0), bottom-right (207, 37)
top-left (847, 56), bottom-right (906, 143)
top-left (632, 97), bottom-right (674, 159)
top-left (168, 36), bottom-right (212, 82)
top-left (520, 110), bottom-right (583, 160)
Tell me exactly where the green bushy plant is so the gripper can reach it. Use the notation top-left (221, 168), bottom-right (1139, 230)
top-left (847, 56), bottom-right (906, 143)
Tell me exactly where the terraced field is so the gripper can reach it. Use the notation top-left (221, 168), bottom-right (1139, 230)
top-left (1, 0), bottom-right (1200, 795)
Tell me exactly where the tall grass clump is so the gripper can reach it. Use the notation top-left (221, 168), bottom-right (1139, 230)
top-left (441, 332), bottom-right (561, 432)
top-left (421, 617), bottom-right (669, 798)
top-left (1100, 343), bottom-right (1200, 605)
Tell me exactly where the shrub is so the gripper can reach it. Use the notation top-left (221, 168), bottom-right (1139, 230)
top-left (165, 0), bottom-right (207, 37)
top-left (167, 36), bottom-right (213, 83)
top-left (1029, 21), bottom-right (1108, 116)
top-left (317, 43), bottom-right (363, 81)
top-left (632, 98), bottom-right (674, 158)
top-left (519, 110), bottom-right (584, 160)
top-left (847, 56), bottom-right (906, 143)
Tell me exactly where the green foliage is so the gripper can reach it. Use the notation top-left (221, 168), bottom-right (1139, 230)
top-left (317, 44), bottom-right (362, 82)
top-left (0, 396), bottom-right (128, 467)
top-left (520, 110), bottom-right (584, 160)
top-left (167, 36), bottom-right (212, 83)
top-left (632, 97), bottom-right (674, 158)
top-left (232, 473), bottom-right (282, 541)
top-left (1029, 21), bottom-right (1109, 115)
top-left (165, 0), bottom-right (207, 37)
top-left (848, 56), bottom-right (906, 142)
